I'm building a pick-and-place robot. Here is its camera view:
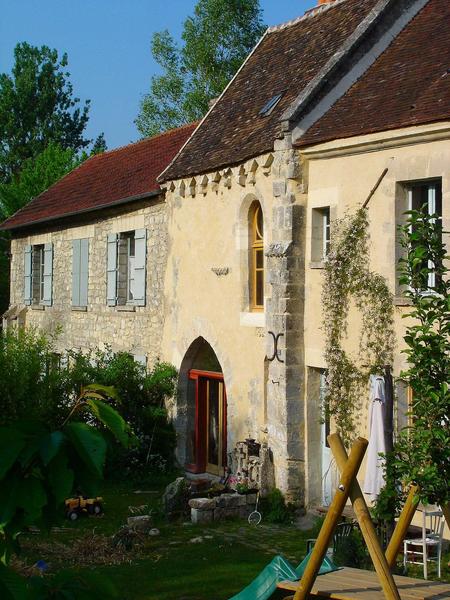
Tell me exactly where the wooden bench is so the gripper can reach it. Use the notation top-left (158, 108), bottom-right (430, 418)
top-left (278, 567), bottom-right (450, 600)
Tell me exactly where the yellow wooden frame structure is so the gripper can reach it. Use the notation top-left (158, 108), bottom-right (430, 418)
top-left (282, 433), bottom-right (450, 600)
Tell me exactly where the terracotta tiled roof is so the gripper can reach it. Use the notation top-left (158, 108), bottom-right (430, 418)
top-left (298, 0), bottom-right (450, 146)
top-left (0, 122), bottom-right (196, 231)
top-left (160, 0), bottom-right (380, 181)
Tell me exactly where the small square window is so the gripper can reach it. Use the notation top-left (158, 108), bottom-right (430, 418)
top-left (311, 207), bottom-right (331, 263)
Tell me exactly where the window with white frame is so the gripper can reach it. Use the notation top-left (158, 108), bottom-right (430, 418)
top-left (106, 229), bottom-right (147, 306)
top-left (311, 207), bottom-right (331, 263)
top-left (401, 180), bottom-right (442, 291)
top-left (24, 243), bottom-right (53, 306)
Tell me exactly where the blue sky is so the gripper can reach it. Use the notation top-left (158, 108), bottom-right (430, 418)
top-left (0, 1), bottom-right (316, 150)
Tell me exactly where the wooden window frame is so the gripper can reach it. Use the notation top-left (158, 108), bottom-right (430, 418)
top-left (250, 203), bottom-right (264, 312)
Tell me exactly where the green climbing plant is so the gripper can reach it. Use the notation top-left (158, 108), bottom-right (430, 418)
top-left (322, 208), bottom-right (395, 444)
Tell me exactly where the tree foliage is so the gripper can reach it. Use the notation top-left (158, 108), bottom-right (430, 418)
top-left (0, 330), bottom-right (177, 479)
top-left (135, 0), bottom-right (266, 136)
top-left (392, 209), bottom-right (449, 505)
top-left (0, 43), bottom-right (91, 183)
top-left (0, 143), bottom-right (80, 221)
top-left (0, 383), bottom-right (130, 598)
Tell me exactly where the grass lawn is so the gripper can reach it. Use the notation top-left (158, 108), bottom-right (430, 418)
top-left (16, 477), bottom-right (450, 600)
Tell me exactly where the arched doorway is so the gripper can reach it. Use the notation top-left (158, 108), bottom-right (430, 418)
top-left (181, 338), bottom-right (227, 475)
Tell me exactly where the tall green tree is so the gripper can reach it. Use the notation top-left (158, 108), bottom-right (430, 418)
top-left (393, 209), bottom-right (449, 506)
top-left (0, 42), bottom-right (91, 183)
top-left (0, 143), bottom-right (79, 221)
top-left (136, 0), bottom-right (266, 137)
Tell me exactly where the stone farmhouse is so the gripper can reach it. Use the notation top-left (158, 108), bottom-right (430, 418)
top-left (1, 123), bottom-right (195, 363)
top-left (1, 0), bottom-right (449, 506)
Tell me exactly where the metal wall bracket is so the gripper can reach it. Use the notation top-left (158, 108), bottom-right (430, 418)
top-left (267, 331), bottom-right (284, 363)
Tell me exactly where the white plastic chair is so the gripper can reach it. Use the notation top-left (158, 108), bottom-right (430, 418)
top-left (403, 508), bottom-right (444, 579)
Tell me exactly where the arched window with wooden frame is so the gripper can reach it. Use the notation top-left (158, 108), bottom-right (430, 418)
top-left (250, 202), bottom-right (264, 311)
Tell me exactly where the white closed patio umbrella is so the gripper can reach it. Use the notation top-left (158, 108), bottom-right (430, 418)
top-left (363, 374), bottom-right (386, 499)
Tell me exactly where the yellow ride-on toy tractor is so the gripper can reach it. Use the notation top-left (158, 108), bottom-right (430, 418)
top-left (65, 496), bottom-right (103, 520)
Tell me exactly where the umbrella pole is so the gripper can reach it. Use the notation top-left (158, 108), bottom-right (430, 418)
top-left (383, 365), bottom-right (394, 455)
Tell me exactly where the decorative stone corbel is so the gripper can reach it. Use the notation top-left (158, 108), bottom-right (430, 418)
top-left (237, 165), bottom-right (247, 187)
top-left (178, 180), bottom-right (186, 198)
top-left (200, 175), bottom-right (209, 195)
top-left (223, 168), bottom-right (232, 189)
top-left (262, 154), bottom-right (274, 176)
top-left (188, 178), bottom-right (196, 197)
top-left (247, 160), bottom-right (259, 185)
top-left (211, 171), bottom-right (221, 193)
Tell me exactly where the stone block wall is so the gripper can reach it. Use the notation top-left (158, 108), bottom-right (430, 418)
top-left (161, 144), bottom-right (307, 504)
top-left (8, 198), bottom-right (168, 365)
top-left (189, 493), bottom-right (257, 523)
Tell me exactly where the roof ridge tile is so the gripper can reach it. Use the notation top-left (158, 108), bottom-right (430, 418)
top-left (267, 0), bottom-right (347, 33)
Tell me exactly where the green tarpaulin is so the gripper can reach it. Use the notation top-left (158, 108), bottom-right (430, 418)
top-left (228, 551), bottom-right (339, 600)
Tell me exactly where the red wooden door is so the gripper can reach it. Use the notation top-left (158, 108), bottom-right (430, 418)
top-left (186, 370), bottom-right (227, 475)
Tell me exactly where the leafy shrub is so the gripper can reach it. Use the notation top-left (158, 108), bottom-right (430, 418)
top-left (0, 385), bottom-right (130, 598)
top-left (0, 327), bottom-right (68, 427)
top-left (0, 331), bottom-right (178, 480)
top-left (65, 349), bottom-right (178, 480)
top-left (261, 488), bottom-right (294, 524)
top-left (333, 528), bottom-right (371, 569)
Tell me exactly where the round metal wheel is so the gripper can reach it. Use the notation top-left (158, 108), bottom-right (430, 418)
top-left (248, 510), bottom-right (262, 525)
top-left (93, 503), bottom-right (103, 515)
top-left (88, 503), bottom-right (103, 515)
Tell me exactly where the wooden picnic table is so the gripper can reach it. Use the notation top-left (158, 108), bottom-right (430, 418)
top-left (277, 567), bottom-right (450, 600)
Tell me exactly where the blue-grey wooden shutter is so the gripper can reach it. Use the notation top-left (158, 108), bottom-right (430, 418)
top-left (24, 245), bottom-right (32, 305)
top-left (42, 243), bottom-right (53, 306)
top-left (72, 239), bottom-right (81, 306)
top-left (133, 229), bottom-right (147, 306)
top-left (79, 238), bottom-right (89, 307)
top-left (134, 354), bottom-right (147, 368)
top-left (107, 233), bottom-right (118, 306)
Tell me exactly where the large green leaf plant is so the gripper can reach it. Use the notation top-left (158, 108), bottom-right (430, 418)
top-left (0, 384), bottom-right (134, 599)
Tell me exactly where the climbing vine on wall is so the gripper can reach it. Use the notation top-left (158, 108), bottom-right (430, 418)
top-left (322, 207), bottom-right (395, 445)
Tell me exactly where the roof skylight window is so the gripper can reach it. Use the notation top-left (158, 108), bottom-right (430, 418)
top-left (259, 92), bottom-right (284, 117)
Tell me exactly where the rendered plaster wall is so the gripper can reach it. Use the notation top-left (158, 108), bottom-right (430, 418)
top-left (8, 199), bottom-right (168, 365)
top-left (162, 143), bottom-right (307, 503)
top-left (301, 125), bottom-right (450, 507)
